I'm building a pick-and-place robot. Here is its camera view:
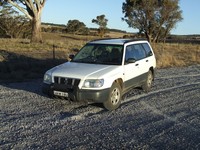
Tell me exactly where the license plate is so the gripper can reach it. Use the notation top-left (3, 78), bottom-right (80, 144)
top-left (53, 91), bottom-right (68, 97)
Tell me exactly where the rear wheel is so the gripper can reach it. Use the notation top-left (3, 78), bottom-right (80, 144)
top-left (142, 70), bottom-right (153, 93)
top-left (103, 82), bottom-right (122, 110)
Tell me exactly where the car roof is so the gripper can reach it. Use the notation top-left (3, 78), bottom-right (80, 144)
top-left (89, 38), bottom-right (147, 45)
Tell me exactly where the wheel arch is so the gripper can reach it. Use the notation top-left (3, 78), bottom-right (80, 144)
top-left (149, 67), bottom-right (155, 80)
top-left (114, 78), bottom-right (123, 90)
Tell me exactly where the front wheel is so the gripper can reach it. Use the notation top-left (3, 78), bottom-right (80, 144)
top-left (142, 70), bottom-right (153, 93)
top-left (103, 82), bottom-right (122, 111)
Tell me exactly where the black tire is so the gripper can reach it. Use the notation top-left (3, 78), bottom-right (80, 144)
top-left (142, 70), bottom-right (153, 93)
top-left (103, 82), bottom-right (122, 110)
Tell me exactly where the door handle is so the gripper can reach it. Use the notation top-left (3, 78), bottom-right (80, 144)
top-left (135, 63), bottom-right (139, 66)
top-left (146, 60), bottom-right (149, 62)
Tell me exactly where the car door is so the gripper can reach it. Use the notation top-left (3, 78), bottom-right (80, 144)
top-left (142, 43), bottom-right (156, 68)
top-left (123, 43), bottom-right (148, 90)
top-left (132, 44), bottom-right (150, 73)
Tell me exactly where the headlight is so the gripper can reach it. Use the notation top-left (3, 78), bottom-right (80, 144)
top-left (43, 74), bottom-right (52, 84)
top-left (83, 79), bottom-right (104, 88)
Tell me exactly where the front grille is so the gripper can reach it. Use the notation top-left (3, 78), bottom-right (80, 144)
top-left (54, 77), bottom-right (80, 87)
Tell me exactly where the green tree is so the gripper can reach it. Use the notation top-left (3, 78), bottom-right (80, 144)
top-left (122, 0), bottom-right (183, 42)
top-left (0, 0), bottom-right (46, 43)
top-left (92, 14), bottom-right (108, 37)
top-left (0, 5), bottom-right (31, 38)
top-left (66, 20), bottom-right (89, 35)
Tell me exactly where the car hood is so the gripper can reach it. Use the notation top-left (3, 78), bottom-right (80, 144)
top-left (47, 62), bottom-right (119, 79)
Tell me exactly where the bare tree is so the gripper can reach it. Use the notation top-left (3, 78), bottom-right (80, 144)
top-left (92, 14), bottom-right (108, 37)
top-left (0, 0), bottom-right (46, 42)
top-left (122, 0), bottom-right (183, 42)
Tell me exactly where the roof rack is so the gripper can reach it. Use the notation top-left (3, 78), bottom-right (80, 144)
top-left (123, 38), bottom-right (147, 44)
top-left (90, 38), bottom-right (147, 43)
top-left (90, 38), bottom-right (121, 42)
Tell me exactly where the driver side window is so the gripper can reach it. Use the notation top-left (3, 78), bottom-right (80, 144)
top-left (125, 45), bottom-right (134, 62)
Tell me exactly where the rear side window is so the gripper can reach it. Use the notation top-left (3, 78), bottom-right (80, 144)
top-left (133, 44), bottom-right (146, 60)
top-left (142, 43), bottom-right (153, 57)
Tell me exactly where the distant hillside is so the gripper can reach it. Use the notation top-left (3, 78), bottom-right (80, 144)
top-left (169, 34), bottom-right (200, 39)
top-left (166, 34), bottom-right (200, 44)
top-left (42, 22), bottom-right (131, 33)
top-left (42, 22), bottom-right (66, 28)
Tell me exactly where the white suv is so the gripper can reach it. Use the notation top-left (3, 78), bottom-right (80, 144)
top-left (42, 38), bottom-right (156, 110)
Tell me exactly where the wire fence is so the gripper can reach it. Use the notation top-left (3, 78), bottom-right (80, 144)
top-left (0, 45), bottom-right (70, 62)
top-left (0, 45), bottom-right (71, 81)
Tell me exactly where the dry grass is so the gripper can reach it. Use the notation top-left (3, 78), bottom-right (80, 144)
top-left (0, 32), bottom-right (199, 82)
top-left (152, 43), bottom-right (200, 68)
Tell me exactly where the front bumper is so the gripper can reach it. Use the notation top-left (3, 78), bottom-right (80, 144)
top-left (42, 83), bottom-right (110, 103)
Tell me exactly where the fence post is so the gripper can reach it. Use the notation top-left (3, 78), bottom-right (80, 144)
top-left (53, 45), bottom-right (56, 60)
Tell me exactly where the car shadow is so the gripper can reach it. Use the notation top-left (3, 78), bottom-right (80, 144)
top-left (0, 49), bottom-right (67, 96)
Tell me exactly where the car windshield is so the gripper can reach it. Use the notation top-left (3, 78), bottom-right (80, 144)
top-left (72, 44), bottom-right (123, 65)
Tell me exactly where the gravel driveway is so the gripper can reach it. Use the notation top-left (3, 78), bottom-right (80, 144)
top-left (0, 65), bottom-right (200, 149)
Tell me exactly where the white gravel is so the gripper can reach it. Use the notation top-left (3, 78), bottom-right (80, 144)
top-left (0, 65), bottom-right (200, 149)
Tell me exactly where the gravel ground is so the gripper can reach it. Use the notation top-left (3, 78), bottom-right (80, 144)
top-left (0, 65), bottom-right (200, 149)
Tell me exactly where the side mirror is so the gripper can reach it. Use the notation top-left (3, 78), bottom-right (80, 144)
top-left (69, 54), bottom-right (75, 60)
top-left (148, 51), bottom-right (153, 56)
top-left (72, 48), bottom-right (79, 52)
